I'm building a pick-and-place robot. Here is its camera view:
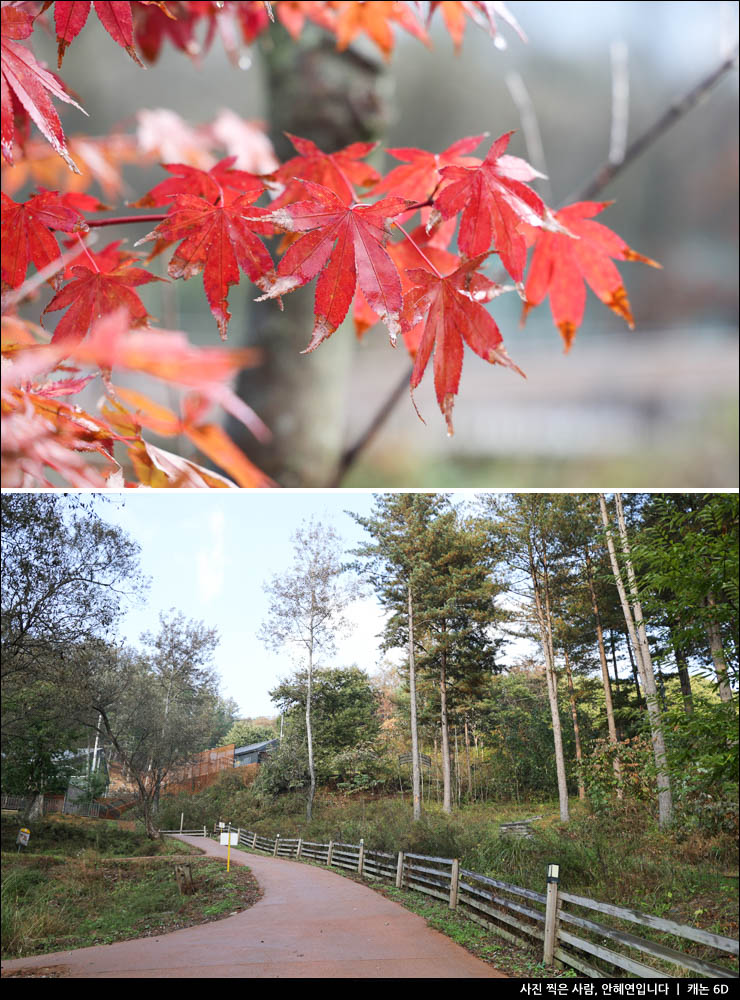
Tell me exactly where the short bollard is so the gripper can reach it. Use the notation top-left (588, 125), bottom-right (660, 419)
top-left (543, 863), bottom-right (560, 967)
top-left (175, 863), bottom-right (194, 895)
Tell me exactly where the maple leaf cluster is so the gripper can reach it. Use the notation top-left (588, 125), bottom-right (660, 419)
top-left (1, 0), bottom-right (660, 487)
top-left (128, 129), bottom-right (658, 433)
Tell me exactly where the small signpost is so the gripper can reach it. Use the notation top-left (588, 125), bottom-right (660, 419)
top-left (219, 824), bottom-right (238, 847)
top-left (219, 822), bottom-right (237, 871)
top-left (16, 827), bottom-right (30, 852)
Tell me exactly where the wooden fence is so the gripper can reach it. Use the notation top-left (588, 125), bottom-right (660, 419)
top-left (186, 825), bottom-right (738, 980)
top-left (1, 793), bottom-right (100, 818)
top-left (161, 826), bottom-right (210, 838)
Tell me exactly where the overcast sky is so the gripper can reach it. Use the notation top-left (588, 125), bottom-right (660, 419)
top-left (87, 490), bottom-right (493, 719)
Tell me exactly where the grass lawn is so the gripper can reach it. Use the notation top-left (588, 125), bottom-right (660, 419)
top-left (1, 816), bottom-right (261, 963)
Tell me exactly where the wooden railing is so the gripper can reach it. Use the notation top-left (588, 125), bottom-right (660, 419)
top-left (186, 825), bottom-right (738, 980)
top-left (1, 793), bottom-right (100, 818)
top-left (160, 826), bottom-right (209, 837)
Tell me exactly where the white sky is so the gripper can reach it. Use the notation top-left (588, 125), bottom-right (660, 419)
top-left (27, 488), bottom-right (714, 717)
top-left (87, 490), bottom-right (499, 718)
top-left (83, 489), bottom-right (705, 716)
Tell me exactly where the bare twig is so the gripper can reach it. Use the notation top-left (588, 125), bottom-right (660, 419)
top-left (505, 70), bottom-right (552, 203)
top-left (327, 45), bottom-right (739, 487)
top-left (608, 41), bottom-right (630, 166)
top-left (573, 43), bottom-right (738, 201)
top-left (327, 368), bottom-right (411, 486)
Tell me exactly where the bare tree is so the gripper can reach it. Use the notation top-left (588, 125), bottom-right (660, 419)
top-left (259, 521), bottom-right (356, 821)
top-left (598, 493), bottom-right (673, 827)
top-left (481, 495), bottom-right (571, 823)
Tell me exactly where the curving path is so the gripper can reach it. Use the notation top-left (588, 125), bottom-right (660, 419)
top-left (1, 835), bottom-right (507, 978)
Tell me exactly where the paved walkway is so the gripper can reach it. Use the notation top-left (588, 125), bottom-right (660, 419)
top-left (1, 836), bottom-right (506, 978)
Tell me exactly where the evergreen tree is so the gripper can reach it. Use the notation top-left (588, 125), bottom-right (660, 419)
top-left (351, 493), bottom-right (449, 820)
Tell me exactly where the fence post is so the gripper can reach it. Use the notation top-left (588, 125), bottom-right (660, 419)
top-left (297, 838), bottom-right (303, 860)
top-left (449, 858), bottom-right (460, 910)
top-left (237, 827), bottom-right (241, 844)
top-left (358, 839), bottom-right (365, 877)
top-left (273, 834), bottom-right (280, 857)
top-left (252, 831), bottom-right (258, 849)
top-left (203, 825), bottom-right (207, 838)
top-left (180, 812), bottom-right (184, 833)
top-left (543, 863), bottom-right (560, 967)
top-left (327, 840), bottom-right (334, 867)
top-left (396, 851), bottom-right (404, 889)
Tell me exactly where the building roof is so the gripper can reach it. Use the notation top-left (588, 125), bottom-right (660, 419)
top-left (234, 739), bottom-right (279, 755)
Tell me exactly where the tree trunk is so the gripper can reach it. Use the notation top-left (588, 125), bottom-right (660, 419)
top-left (564, 650), bottom-right (586, 801)
top-left (231, 30), bottom-right (389, 485)
top-left (464, 716), bottom-right (473, 802)
top-left (439, 649), bottom-right (452, 814)
top-left (705, 592), bottom-right (734, 702)
top-left (306, 623), bottom-right (316, 822)
top-left (408, 584), bottom-right (422, 822)
top-left (529, 539), bottom-right (570, 823)
top-left (25, 792), bottom-right (44, 821)
top-left (599, 494), bottom-right (673, 827)
top-left (608, 631), bottom-right (621, 692)
top-left (672, 639), bottom-right (694, 714)
top-left (623, 627), bottom-right (645, 704)
top-left (585, 546), bottom-right (623, 796)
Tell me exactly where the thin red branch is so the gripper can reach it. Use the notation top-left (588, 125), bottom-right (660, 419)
top-left (85, 214), bottom-right (168, 228)
top-left (395, 220), bottom-right (443, 277)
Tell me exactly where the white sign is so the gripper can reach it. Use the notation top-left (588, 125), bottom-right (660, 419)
top-left (219, 831), bottom-right (238, 846)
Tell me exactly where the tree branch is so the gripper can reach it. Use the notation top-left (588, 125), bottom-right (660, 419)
top-left (85, 214), bottom-right (167, 227)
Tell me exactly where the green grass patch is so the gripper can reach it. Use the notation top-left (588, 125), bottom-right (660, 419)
top-left (372, 884), bottom-right (570, 979)
top-left (1, 816), bottom-right (261, 960)
top-left (1, 815), bottom-right (189, 858)
top-left (158, 782), bottom-right (738, 945)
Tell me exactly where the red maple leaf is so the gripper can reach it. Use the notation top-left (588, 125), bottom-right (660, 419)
top-left (1, 5), bottom-right (86, 170)
top-left (276, 1), bottom-right (338, 39)
top-left (352, 223), bottom-right (459, 341)
top-left (402, 254), bottom-right (524, 434)
top-left (429, 1), bottom-right (526, 50)
top-left (133, 1), bottom-right (200, 64)
top-left (42, 241), bottom-right (163, 347)
top-left (331, 1), bottom-right (429, 60)
top-left (434, 130), bottom-right (548, 281)
top-left (257, 179), bottom-right (411, 352)
top-left (55, 2), bottom-right (144, 68)
top-left (132, 157), bottom-right (264, 208)
top-left (1, 190), bottom-right (88, 290)
top-left (136, 187), bottom-right (275, 339)
top-left (371, 134), bottom-right (485, 203)
top-left (522, 201), bottom-right (661, 350)
top-left (268, 133), bottom-right (380, 208)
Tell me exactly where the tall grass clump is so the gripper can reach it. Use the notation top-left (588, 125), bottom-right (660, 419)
top-left (1, 866), bottom-right (69, 957)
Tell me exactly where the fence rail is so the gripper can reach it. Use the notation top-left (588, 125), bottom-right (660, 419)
top-left (160, 826), bottom-right (209, 837)
top-left (1, 793), bottom-right (100, 818)
top-left (198, 825), bottom-right (738, 980)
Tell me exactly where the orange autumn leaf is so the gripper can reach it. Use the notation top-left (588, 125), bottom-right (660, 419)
top-left (522, 201), bottom-right (661, 351)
